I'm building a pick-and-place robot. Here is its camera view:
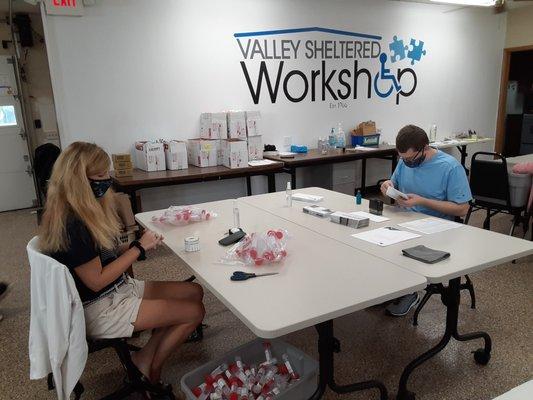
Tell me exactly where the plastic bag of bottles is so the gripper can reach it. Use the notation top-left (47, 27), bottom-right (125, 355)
top-left (151, 206), bottom-right (217, 226)
top-left (221, 229), bottom-right (289, 267)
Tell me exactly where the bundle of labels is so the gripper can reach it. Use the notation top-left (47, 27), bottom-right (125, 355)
top-left (192, 342), bottom-right (299, 400)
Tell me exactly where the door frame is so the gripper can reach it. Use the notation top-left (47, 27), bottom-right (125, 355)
top-left (495, 44), bottom-right (533, 154)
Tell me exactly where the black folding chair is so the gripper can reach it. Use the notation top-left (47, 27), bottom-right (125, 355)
top-left (464, 152), bottom-right (527, 236)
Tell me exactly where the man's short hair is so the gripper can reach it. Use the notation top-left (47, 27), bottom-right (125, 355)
top-left (396, 125), bottom-right (429, 153)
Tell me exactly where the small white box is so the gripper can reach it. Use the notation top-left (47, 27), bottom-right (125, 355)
top-left (221, 139), bottom-right (249, 169)
top-left (200, 112), bottom-right (228, 139)
top-left (163, 140), bottom-right (188, 170)
top-left (227, 111), bottom-right (247, 139)
top-left (135, 141), bottom-right (165, 172)
top-left (187, 139), bottom-right (218, 167)
top-left (246, 111), bottom-right (261, 137)
top-left (247, 135), bottom-right (263, 161)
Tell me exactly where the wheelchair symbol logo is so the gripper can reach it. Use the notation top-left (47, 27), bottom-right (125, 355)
top-left (374, 53), bottom-right (402, 98)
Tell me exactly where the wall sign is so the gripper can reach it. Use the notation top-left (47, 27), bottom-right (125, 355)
top-left (45, 0), bottom-right (84, 16)
top-left (235, 27), bottom-right (427, 106)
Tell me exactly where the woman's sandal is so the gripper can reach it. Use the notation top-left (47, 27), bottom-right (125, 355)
top-left (127, 357), bottom-right (174, 396)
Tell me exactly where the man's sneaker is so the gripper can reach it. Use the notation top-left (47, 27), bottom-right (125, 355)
top-left (386, 292), bottom-right (420, 317)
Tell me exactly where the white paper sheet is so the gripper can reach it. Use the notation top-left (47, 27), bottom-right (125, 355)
top-left (248, 159), bottom-right (278, 167)
top-left (398, 217), bottom-right (463, 235)
top-left (350, 211), bottom-right (390, 222)
top-left (351, 227), bottom-right (421, 246)
top-left (386, 186), bottom-right (409, 200)
top-left (291, 193), bottom-right (323, 202)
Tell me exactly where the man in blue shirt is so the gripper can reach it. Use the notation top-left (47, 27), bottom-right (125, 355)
top-left (380, 125), bottom-right (472, 316)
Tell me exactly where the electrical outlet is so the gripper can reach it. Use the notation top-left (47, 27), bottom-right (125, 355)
top-left (283, 136), bottom-right (292, 147)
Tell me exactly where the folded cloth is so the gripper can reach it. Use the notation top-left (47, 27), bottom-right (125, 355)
top-left (402, 245), bottom-right (450, 264)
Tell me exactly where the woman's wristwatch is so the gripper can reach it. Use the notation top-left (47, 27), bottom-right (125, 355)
top-left (129, 240), bottom-right (146, 261)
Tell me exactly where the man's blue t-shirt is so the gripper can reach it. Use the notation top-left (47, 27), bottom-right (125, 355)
top-left (391, 150), bottom-right (472, 220)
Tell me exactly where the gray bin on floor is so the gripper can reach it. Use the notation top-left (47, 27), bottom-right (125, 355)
top-left (181, 338), bottom-right (318, 399)
top-left (509, 172), bottom-right (531, 208)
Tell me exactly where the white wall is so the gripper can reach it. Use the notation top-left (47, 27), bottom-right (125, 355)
top-left (506, 5), bottom-right (533, 48)
top-left (42, 0), bottom-right (504, 209)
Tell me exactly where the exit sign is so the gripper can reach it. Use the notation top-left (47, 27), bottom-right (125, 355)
top-left (45, 0), bottom-right (84, 16)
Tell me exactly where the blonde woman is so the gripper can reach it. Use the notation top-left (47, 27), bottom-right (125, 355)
top-left (39, 142), bottom-right (205, 399)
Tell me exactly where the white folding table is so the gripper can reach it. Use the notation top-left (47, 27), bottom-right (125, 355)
top-left (240, 187), bottom-right (533, 400)
top-left (431, 138), bottom-right (493, 174)
top-left (136, 200), bottom-right (427, 400)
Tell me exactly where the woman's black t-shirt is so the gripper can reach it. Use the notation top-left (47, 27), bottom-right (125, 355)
top-left (50, 217), bottom-right (123, 304)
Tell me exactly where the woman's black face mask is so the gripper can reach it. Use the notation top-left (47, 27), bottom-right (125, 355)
top-left (88, 178), bottom-right (113, 198)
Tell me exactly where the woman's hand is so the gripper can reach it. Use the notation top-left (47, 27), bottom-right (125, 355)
top-left (139, 230), bottom-right (164, 251)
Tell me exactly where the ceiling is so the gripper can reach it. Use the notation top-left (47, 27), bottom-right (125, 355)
top-left (391, 0), bottom-right (533, 9)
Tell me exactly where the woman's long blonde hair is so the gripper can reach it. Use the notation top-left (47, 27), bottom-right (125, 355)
top-left (39, 142), bottom-right (121, 253)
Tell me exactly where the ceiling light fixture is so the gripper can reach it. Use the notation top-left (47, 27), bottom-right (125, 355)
top-left (429, 0), bottom-right (497, 6)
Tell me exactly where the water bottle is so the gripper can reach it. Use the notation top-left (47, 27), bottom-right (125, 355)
top-left (233, 200), bottom-right (240, 228)
top-left (337, 123), bottom-right (345, 148)
top-left (328, 127), bottom-right (337, 148)
top-left (285, 181), bottom-right (292, 207)
top-left (429, 124), bottom-right (437, 143)
top-left (356, 190), bottom-right (362, 205)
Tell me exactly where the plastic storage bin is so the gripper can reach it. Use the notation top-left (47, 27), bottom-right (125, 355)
top-left (509, 172), bottom-right (532, 208)
top-left (351, 133), bottom-right (380, 147)
top-left (181, 338), bottom-right (318, 399)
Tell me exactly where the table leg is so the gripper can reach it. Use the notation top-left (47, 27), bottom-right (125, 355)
top-left (360, 159), bottom-right (367, 195)
top-left (309, 320), bottom-right (388, 400)
top-left (126, 190), bottom-right (139, 214)
top-left (267, 173), bottom-right (276, 193)
top-left (396, 278), bottom-right (492, 400)
top-left (287, 168), bottom-right (296, 189)
top-left (392, 154), bottom-right (398, 174)
top-left (246, 176), bottom-right (252, 196)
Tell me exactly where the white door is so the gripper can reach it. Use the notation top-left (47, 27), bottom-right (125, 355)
top-left (0, 55), bottom-right (37, 212)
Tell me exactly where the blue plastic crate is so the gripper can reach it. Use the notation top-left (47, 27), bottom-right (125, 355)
top-left (351, 134), bottom-right (380, 147)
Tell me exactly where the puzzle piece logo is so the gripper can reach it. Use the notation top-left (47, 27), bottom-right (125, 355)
top-left (388, 35), bottom-right (408, 63)
top-left (407, 38), bottom-right (427, 65)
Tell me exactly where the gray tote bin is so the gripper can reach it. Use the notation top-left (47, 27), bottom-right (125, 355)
top-left (181, 338), bottom-right (318, 399)
top-left (508, 172), bottom-right (531, 208)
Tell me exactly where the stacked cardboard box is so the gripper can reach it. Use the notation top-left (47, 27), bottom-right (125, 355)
top-left (163, 140), bottom-right (188, 170)
top-left (220, 139), bottom-right (249, 169)
top-left (112, 153), bottom-right (133, 177)
top-left (134, 141), bottom-right (166, 171)
top-left (187, 139), bottom-right (219, 167)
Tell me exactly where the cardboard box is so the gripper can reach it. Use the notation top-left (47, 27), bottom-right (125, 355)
top-left (227, 111), bottom-right (247, 139)
top-left (246, 111), bottom-right (261, 137)
top-left (353, 121), bottom-right (377, 136)
top-left (187, 139), bottom-right (218, 167)
top-left (113, 160), bottom-right (133, 170)
top-left (200, 112), bottom-right (228, 139)
top-left (134, 141), bottom-right (165, 171)
top-left (163, 140), bottom-right (188, 170)
top-left (112, 153), bottom-right (132, 163)
top-left (221, 139), bottom-right (249, 169)
top-left (216, 139), bottom-right (224, 166)
top-left (114, 168), bottom-right (133, 177)
top-left (247, 135), bottom-right (263, 161)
